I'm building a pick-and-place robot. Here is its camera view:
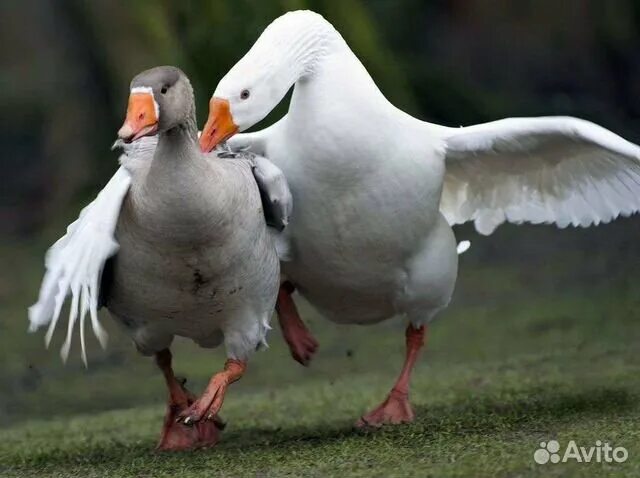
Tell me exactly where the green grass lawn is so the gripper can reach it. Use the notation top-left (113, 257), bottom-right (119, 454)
top-left (1, 229), bottom-right (639, 477)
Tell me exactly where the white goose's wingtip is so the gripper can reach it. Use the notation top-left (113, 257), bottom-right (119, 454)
top-left (456, 240), bottom-right (471, 255)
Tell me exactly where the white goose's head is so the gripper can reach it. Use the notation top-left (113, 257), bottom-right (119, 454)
top-left (200, 10), bottom-right (337, 152)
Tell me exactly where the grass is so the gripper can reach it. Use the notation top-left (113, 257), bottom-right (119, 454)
top-left (1, 226), bottom-right (639, 477)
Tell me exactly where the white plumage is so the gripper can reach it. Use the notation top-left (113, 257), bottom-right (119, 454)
top-left (211, 11), bottom-right (640, 329)
top-left (28, 165), bottom-right (130, 365)
top-left (441, 116), bottom-right (640, 235)
top-left (200, 10), bottom-right (640, 426)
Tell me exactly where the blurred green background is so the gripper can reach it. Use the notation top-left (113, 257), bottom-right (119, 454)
top-left (4, 0), bottom-right (640, 236)
top-left (1, 0), bottom-right (640, 465)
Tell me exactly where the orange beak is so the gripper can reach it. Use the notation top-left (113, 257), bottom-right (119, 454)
top-left (118, 92), bottom-right (159, 143)
top-left (199, 97), bottom-right (239, 152)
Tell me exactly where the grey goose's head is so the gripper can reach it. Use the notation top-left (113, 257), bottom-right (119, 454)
top-left (118, 66), bottom-right (195, 143)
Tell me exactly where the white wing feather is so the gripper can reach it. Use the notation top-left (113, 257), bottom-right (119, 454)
top-left (440, 116), bottom-right (640, 235)
top-left (28, 166), bottom-right (131, 365)
top-left (29, 138), bottom-right (159, 364)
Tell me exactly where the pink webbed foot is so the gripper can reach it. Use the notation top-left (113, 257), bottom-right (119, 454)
top-left (356, 325), bottom-right (426, 428)
top-left (277, 282), bottom-right (319, 366)
top-left (355, 389), bottom-right (415, 428)
top-left (282, 317), bottom-right (319, 366)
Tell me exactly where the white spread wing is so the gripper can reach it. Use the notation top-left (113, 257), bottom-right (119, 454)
top-left (440, 116), bottom-right (640, 235)
top-left (29, 166), bottom-right (133, 365)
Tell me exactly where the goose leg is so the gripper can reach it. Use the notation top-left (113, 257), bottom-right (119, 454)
top-left (276, 281), bottom-right (319, 365)
top-left (356, 324), bottom-right (426, 428)
top-left (155, 349), bottom-right (223, 451)
top-left (177, 358), bottom-right (246, 426)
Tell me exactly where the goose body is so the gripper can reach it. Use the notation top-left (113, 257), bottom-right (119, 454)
top-left (107, 139), bottom-right (278, 357)
top-left (201, 10), bottom-right (640, 426)
top-left (206, 10), bottom-right (640, 326)
top-left (258, 51), bottom-right (455, 325)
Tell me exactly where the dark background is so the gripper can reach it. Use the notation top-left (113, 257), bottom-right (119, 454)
top-left (3, 0), bottom-right (640, 238)
top-left (1, 0), bottom-right (639, 427)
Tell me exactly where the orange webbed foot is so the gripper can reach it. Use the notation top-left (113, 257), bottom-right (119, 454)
top-left (177, 359), bottom-right (246, 427)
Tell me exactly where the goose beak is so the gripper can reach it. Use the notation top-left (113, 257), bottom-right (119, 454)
top-left (199, 97), bottom-right (238, 152)
top-left (118, 92), bottom-right (159, 143)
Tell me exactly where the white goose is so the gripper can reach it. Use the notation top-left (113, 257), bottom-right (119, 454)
top-left (199, 10), bottom-right (640, 427)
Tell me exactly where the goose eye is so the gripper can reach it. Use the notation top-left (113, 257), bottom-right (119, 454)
top-left (161, 85), bottom-right (168, 94)
top-left (240, 89), bottom-right (250, 100)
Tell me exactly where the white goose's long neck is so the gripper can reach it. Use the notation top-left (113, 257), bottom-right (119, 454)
top-left (282, 19), bottom-right (399, 158)
top-left (289, 40), bottom-right (390, 112)
top-left (241, 12), bottom-right (342, 101)
top-left (277, 19), bottom-right (338, 85)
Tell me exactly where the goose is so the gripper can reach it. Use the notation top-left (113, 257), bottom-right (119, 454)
top-left (199, 10), bottom-right (640, 427)
top-left (29, 66), bottom-right (292, 450)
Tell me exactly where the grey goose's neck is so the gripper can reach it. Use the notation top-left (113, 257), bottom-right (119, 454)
top-left (130, 111), bottom-right (223, 236)
top-left (154, 114), bottom-right (199, 161)
top-left (146, 112), bottom-right (212, 194)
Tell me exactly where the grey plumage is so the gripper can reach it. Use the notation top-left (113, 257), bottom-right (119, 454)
top-left (104, 67), bottom-right (281, 360)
